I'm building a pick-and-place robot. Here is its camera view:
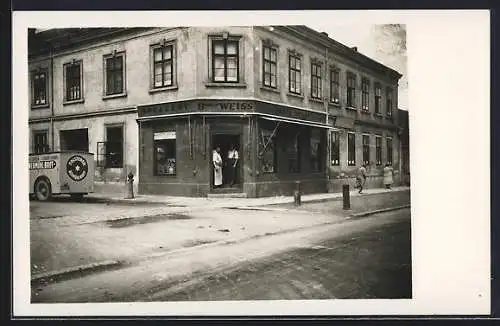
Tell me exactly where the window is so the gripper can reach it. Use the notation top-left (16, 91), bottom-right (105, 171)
top-left (310, 129), bottom-right (322, 172)
top-left (376, 136), bottom-right (382, 165)
top-left (60, 129), bottom-right (89, 152)
top-left (212, 39), bottom-right (239, 83)
top-left (33, 131), bottom-right (49, 154)
top-left (104, 53), bottom-right (125, 96)
top-left (330, 131), bottom-right (340, 166)
top-left (263, 46), bottom-right (277, 88)
top-left (375, 83), bottom-right (382, 114)
top-left (259, 128), bottom-right (277, 173)
top-left (154, 131), bottom-right (177, 175)
top-left (288, 53), bottom-right (301, 94)
top-left (64, 61), bottom-right (83, 102)
top-left (347, 72), bottom-right (356, 107)
top-left (347, 132), bottom-right (356, 166)
top-left (32, 70), bottom-right (48, 107)
top-left (311, 61), bottom-right (322, 99)
top-left (330, 69), bottom-right (340, 104)
top-left (106, 126), bottom-right (124, 168)
top-left (362, 135), bottom-right (370, 165)
top-left (286, 131), bottom-right (301, 172)
top-left (386, 87), bottom-right (393, 117)
top-left (386, 137), bottom-right (393, 165)
top-left (361, 78), bottom-right (369, 111)
top-left (152, 43), bottom-right (174, 88)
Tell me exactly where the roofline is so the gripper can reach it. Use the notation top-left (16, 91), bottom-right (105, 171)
top-left (278, 25), bottom-right (403, 81)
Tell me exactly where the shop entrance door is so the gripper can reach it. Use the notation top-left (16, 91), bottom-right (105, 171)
top-left (211, 133), bottom-right (242, 191)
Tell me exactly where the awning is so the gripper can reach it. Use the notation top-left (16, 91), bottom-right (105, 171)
top-left (259, 115), bottom-right (331, 129)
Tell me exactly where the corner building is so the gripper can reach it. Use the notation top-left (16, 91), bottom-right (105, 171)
top-left (28, 26), bottom-right (403, 198)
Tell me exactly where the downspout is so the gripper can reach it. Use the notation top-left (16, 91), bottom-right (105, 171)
top-left (50, 44), bottom-right (55, 151)
top-left (324, 46), bottom-right (330, 191)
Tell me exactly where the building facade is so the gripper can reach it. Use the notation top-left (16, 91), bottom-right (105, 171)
top-left (28, 26), bottom-right (403, 197)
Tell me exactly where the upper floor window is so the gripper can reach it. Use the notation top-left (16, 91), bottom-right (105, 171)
top-left (31, 69), bottom-right (48, 107)
top-left (361, 78), bottom-right (369, 111)
top-left (386, 87), bottom-right (393, 117)
top-left (104, 52), bottom-right (126, 96)
top-left (64, 60), bottom-right (83, 103)
top-left (375, 83), bottom-right (382, 114)
top-left (330, 130), bottom-right (340, 166)
top-left (212, 39), bottom-right (239, 83)
top-left (263, 46), bottom-right (277, 88)
top-left (330, 69), bottom-right (340, 104)
top-left (288, 53), bottom-right (302, 95)
top-left (152, 42), bottom-right (175, 89)
top-left (311, 61), bottom-right (322, 100)
top-left (347, 72), bottom-right (356, 108)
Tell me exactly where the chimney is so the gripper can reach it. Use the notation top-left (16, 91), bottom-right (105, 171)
top-left (351, 46), bottom-right (358, 52)
top-left (321, 32), bottom-right (328, 37)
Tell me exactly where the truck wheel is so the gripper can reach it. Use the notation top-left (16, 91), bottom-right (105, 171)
top-left (70, 193), bottom-right (84, 201)
top-left (34, 178), bottom-right (52, 201)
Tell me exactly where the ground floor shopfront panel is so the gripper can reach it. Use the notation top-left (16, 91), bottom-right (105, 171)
top-left (137, 99), bottom-right (330, 198)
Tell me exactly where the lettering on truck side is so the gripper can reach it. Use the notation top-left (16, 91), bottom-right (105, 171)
top-left (29, 160), bottom-right (57, 170)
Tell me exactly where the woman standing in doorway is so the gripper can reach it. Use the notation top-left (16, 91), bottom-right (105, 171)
top-left (213, 146), bottom-right (223, 188)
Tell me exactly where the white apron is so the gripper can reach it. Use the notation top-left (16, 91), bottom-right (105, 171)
top-left (213, 150), bottom-right (223, 186)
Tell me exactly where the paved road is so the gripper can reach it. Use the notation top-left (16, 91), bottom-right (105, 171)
top-left (152, 209), bottom-right (412, 301)
top-left (32, 208), bottom-right (410, 302)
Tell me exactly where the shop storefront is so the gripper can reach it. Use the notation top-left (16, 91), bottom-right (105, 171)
top-left (137, 99), bottom-right (330, 197)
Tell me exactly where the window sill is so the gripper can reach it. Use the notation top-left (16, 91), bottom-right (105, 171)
top-left (154, 174), bottom-right (177, 177)
top-left (287, 92), bottom-right (304, 100)
top-left (103, 93), bottom-right (127, 100)
top-left (63, 99), bottom-right (85, 106)
top-left (205, 82), bottom-right (247, 88)
top-left (329, 100), bottom-right (340, 106)
top-left (309, 97), bottom-right (324, 104)
top-left (374, 113), bottom-right (383, 117)
top-left (31, 104), bottom-right (50, 110)
top-left (360, 109), bottom-right (371, 115)
top-left (346, 106), bottom-right (357, 111)
top-left (260, 86), bottom-right (280, 94)
top-left (149, 85), bottom-right (178, 94)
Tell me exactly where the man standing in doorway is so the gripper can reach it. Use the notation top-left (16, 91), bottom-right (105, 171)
top-left (227, 144), bottom-right (239, 187)
top-left (213, 146), bottom-right (223, 189)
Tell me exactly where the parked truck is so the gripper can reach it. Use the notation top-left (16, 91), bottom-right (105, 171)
top-left (29, 151), bottom-right (95, 201)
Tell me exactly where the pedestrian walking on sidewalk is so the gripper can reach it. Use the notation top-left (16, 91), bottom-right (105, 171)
top-left (227, 144), bottom-right (239, 187)
top-left (383, 163), bottom-right (394, 189)
top-left (356, 164), bottom-right (367, 194)
top-left (213, 146), bottom-right (223, 189)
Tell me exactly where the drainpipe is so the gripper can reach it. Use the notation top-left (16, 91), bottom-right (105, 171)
top-left (324, 46), bottom-right (330, 191)
top-left (49, 44), bottom-right (55, 151)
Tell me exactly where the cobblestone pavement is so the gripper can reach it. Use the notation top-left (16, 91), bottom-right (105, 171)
top-left (32, 210), bottom-right (408, 303)
top-left (149, 209), bottom-right (412, 301)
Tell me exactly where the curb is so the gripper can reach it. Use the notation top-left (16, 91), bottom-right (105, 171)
top-left (348, 204), bottom-right (411, 218)
top-left (31, 260), bottom-right (123, 284)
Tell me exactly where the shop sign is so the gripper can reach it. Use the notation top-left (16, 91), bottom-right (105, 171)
top-left (197, 101), bottom-right (255, 112)
top-left (258, 102), bottom-right (326, 124)
top-left (139, 102), bottom-right (193, 117)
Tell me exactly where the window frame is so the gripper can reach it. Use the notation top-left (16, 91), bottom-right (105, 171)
top-left (386, 87), bottom-right (393, 117)
top-left (330, 130), bottom-right (340, 166)
top-left (310, 61), bottom-right (322, 100)
top-left (63, 59), bottom-right (84, 104)
top-left (153, 131), bottom-right (177, 176)
top-left (33, 130), bottom-right (49, 154)
top-left (31, 68), bottom-right (49, 108)
top-left (103, 51), bottom-right (127, 98)
top-left (347, 72), bottom-right (357, 108)
top-left (103, 124), bottom-right (124, 169)
top-left (330, 68), bottom-right (340, 104)
top-left (347, 132), bottom-right (356, 166)
top-left (375, 136), bottom-right (382, 166)
top-left (262, 44), bottom-right (278, 89)
top-left (361, 78), bottom-right (370, 111)
top-left (150, 40), bottom-right (177, 91)
top-left (211, 38), bottom-right (240, 83)
top-left (259, 127), bottom-right (278, 174)
top-left (386, 136), bottom-right (393, 165)
top-left (288, 51), bottom-right (302, 95)
top-left (374, 83), bottom-right (382, 114)
top-left (362, 134), bottom-right (370, 165)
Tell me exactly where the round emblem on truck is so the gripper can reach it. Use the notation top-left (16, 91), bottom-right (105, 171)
top-left (66, 155), bottom-right (88, 181)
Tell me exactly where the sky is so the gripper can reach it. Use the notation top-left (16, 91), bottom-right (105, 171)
top-left (308, 24), bottom-right (408, 110)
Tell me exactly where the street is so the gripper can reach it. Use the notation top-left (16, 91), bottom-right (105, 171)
top-left (31, 205), bottom-right (411, 302)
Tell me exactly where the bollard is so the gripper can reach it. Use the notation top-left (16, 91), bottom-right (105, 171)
top-left (126, 172), bottom-right (134, 199)
top-left (293, 181), bottom-right (301, 206)
top-left (342, 184), bottom-right (350, 210)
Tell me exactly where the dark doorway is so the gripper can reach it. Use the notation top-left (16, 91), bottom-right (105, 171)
top-left (60, 128), bottom-right (89, 152)
top-left (211, 133), bottom-right (241, 191)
